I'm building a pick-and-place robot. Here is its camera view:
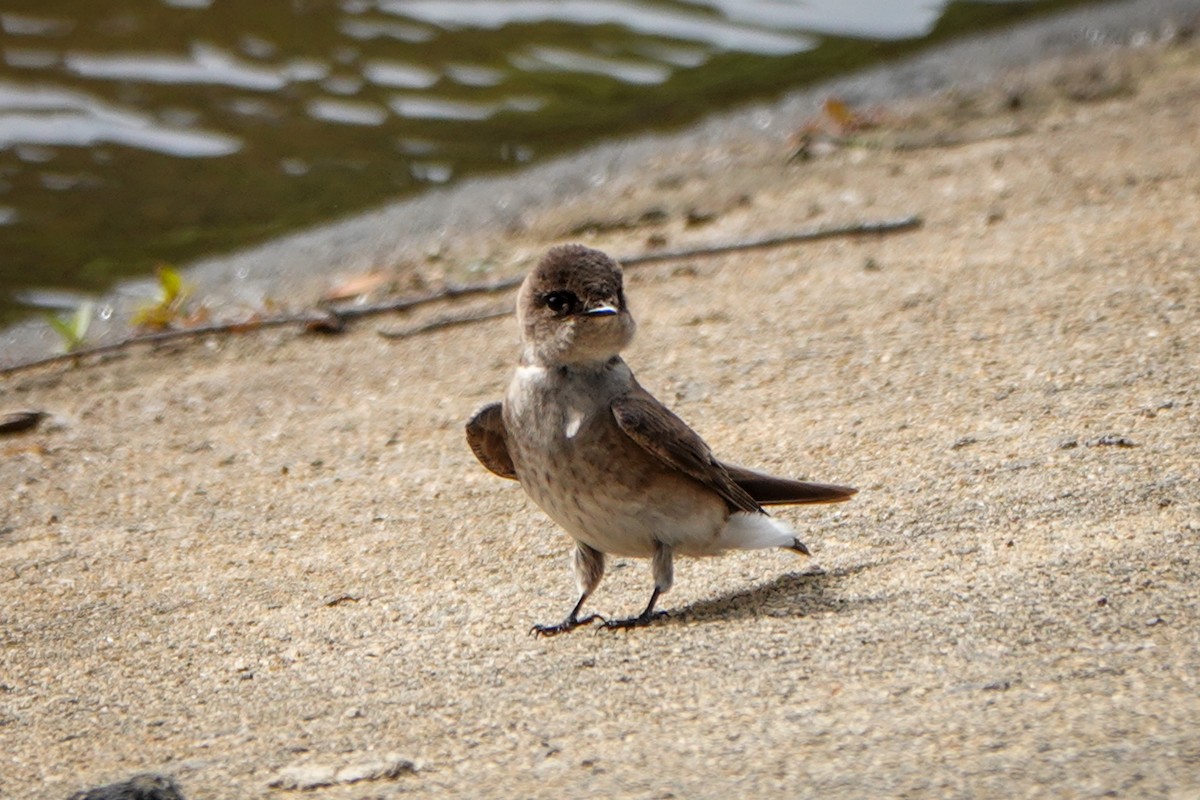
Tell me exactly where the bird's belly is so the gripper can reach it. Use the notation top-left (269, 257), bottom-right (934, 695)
top-left (508, 404), bottom-right (727, 557)
top-left (530, 467), bottom-right (726, 557)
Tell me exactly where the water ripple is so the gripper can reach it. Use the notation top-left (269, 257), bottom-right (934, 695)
top-left (388, 95), bottom-right (499, 121)
top-left (0, 81), bottom-right (240, 156)
top-left (0, 13), bottom-right (75, 37)
top-left (337, 17), bottom-right (436, 43)
top-left (514, 46), bottom-right (673, 85)
top-left (362, 60), bottom-right (440, 89)
top-left (64, 44), bottom-right (287, 90)
top-left (381, 0), bottom-right (814, 55)
top-left (306, 98), bottom-right (388, 126)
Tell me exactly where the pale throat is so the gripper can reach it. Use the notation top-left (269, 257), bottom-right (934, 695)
top-left (508, 356), bottom-right (631, 437)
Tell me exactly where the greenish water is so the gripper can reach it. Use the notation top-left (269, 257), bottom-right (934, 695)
top-left (0, 0), bottom-right (1094, 324)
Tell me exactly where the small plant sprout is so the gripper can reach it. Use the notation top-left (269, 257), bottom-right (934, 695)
top-left (132, 264), bottom-right (194, 330)
top-left (46, 300), bottom-right (95, 353)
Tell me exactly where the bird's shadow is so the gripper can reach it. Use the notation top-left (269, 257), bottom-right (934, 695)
top-left (664, 560), bottom-right (888, 627)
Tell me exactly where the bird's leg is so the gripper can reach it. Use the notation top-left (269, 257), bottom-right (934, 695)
top-left (601, 587), bottom-right (668, 631)
top-left (602, 542), bottom-right (672, 631)
top-left (530, 592), bottom-right (601, 637)
top-left (530, 543), bottom-right (606, 637)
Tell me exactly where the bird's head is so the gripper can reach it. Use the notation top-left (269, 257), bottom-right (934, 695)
top-left (516, 244), bottom-right (636, 367)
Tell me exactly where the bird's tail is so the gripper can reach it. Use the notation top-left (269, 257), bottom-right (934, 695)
top-left (719, 512), bottom-right (799, 551)
top-left (721, 462), bottom-right (857, 506)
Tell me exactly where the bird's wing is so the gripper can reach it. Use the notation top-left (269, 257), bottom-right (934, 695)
top-left (610, 388), bottom-right (762, 514)
top-left (720, 462), bottom-right (857, 505)
top-left (465, 402), bottom-right (518, 480)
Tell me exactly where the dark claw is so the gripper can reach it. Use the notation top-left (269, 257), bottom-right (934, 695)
top-left (599, 610), bottom-right (669, 632)
top-left (789, 537), bottom-right (811, 556)
top-left (529, 613), bottom-right (603, 637)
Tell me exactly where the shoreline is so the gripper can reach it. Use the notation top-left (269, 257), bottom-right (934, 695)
top-left (3, 0), bottom-right (1196, 369)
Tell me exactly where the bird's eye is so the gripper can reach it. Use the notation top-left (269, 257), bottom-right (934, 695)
top-left (543, 291), bottom-right (578, 315)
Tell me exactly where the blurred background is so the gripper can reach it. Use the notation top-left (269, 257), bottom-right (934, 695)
top-left (0, 0), bottom-right (1091, 327)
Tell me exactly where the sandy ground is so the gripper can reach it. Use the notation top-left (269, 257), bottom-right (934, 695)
top-left (3, 17), bottom-right (1200, 800)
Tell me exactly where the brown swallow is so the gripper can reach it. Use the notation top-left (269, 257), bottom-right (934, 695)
top-left (466, 244), bottom-right (856, 635)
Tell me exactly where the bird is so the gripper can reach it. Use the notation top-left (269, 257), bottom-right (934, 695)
top-left (465, 244), bottom-right (856, 635)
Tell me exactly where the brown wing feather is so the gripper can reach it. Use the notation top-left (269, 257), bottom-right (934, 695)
top-left (610, 388), bottom-right (762, 515)
top-left (720, 463), bottom-right (857, 505)
top-left (465, 402), bottom-right (518, 480)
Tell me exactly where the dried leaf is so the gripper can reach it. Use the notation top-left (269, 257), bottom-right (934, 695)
top-left (824, 97), bottom-right (857, 128)
top-left (823, 96), bottom-right (879, 133)
top-left (324, 271), bottom-right (390, 302)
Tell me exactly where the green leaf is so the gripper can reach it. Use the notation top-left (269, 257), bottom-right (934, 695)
top-left (45, 300), bottom-right (94, 352)
top-left (72, 300), bottom-right (95, 343)
top-left (45, 312), bottom-right (75, 343)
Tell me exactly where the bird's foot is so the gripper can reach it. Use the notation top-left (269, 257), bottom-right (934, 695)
top-left (529, 613), bottom-right (603, 637)
top-left (600, 610), bottom-right (669, 632)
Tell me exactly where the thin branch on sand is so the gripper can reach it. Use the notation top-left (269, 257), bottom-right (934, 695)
top-left (376, 307), bottom-right (512, 340)
top-left (1, 215), bottom-right (920, 376)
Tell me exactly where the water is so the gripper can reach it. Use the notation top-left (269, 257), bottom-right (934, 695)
top-left (0, 0), bottom-right (1089, 324)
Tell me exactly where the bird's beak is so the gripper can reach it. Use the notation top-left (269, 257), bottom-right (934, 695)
top-left (584, 303), bottom-right (619, 317)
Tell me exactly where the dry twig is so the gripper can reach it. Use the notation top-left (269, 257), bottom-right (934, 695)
top-left (1, 215), bottom-right (920, 376)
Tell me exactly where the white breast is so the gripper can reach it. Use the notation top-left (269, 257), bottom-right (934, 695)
top-left (564, 408), bottom-right (583, 438)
